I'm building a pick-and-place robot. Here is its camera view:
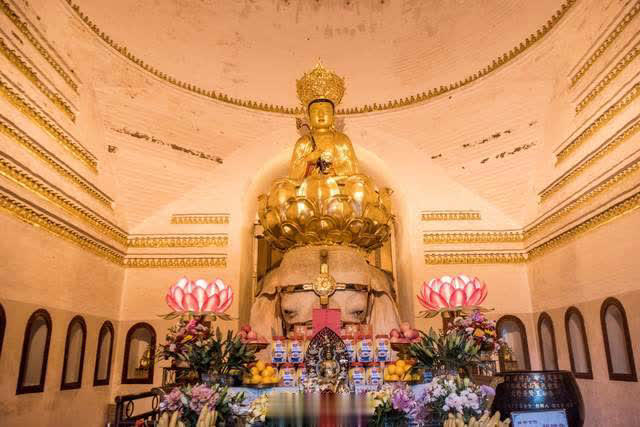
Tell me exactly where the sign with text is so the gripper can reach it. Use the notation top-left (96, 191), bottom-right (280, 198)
top-left (511, 409), bottom-right (568, 427)
top-left (312, 308), bottom-right (341, 335)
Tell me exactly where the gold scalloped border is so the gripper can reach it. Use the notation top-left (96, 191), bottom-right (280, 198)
top-left (126, 234), bottom-right (228, 248)
top-left (543, 118), bottom-right (640, 200)
top-left (0, 75), bottom-right (97, 171)
top-left (171, 214), bottom-right (230, 224)
top-left (63, 0), bottom-right (575, 115)
top-left (570, 1), bottom-right (640, 87)
top-left (575, 41), bottom-right (640, 113)
top-left (0, 37), bottom-right (75, 120)
top-left (123, 256), bottom-right (226, 268)
top-left (0, 115), bottom-right (111, 207)
top-left (557, 82), bottom-right (640, 163)
top-left (425, 189), bottom-right (640, 263)
top-left (421, 211), bottom-right (481, 221)
top-left (424, 231), bottom-right (524, 244)
top-left (0, 0), bottom-right (78, 92)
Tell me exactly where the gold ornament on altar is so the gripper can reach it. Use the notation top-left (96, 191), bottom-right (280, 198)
top-left (312, 250), bottom-right (337, 306)
top-left (257, 63), bottom-right (393, 253)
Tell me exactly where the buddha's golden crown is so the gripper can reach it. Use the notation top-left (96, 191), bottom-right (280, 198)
top-left (296, 62), bottom-right (346, 109)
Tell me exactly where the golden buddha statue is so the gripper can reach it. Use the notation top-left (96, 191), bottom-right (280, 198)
top-left (257, 63), bottom-right (394, 252)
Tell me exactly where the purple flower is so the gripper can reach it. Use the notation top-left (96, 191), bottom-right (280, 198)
top-left (159, 388), bottom-right (184, 412)
top-left (189, 384), bottom-right (214, 412)
top-left (479, 385), bottom-right (495, 396)
top-left (391, 384), bottom-right (418, 418)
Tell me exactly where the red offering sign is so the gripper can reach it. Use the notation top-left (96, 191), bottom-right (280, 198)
top-left (312, 308), bottom-right (341, 335)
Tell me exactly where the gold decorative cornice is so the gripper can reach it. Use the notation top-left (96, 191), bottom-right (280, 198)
top-left (424, 230), bottom-right (524, 244)
top-left (556, 82), bottom-right (640, 163)
top-left (0, 187), bottom-right (123, 263)
top-left (424, 251), bottom-right (528, 265)
top-left (0, 152), bottom-right (126, 244)
top-left (421, 211), bottom-right (481, 221)
top-left (63, 0), bottom-right (575, 116)
top-left (425, 189), bottom-right (640, 264)
top-left (123, 256), bottom-right (226, 268)
top-left (570, 1), bottom-right (640, 87)
top-left (0, 0), bottom-right (78, 92)
top-left (0, 36), bottom-right (75, 121)
top-left (171, 214), bottom-right (230, 224)
top-left (0, 75), bottom-right (97, 171)
top-left (575, 41), bottom-right (640, 113)
top-left (0, 115), bottom-right (112, 208)
top-left (126, 234), bottom-right (228, 248)
top-left (543, 119), bottom-right (640, 200)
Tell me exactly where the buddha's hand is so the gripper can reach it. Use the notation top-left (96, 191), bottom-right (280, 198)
top-left (304, 149), bottom-right (322, 163)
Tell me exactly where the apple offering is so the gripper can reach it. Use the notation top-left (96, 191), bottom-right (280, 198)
top-left (389, 322), bottom-right (420, 343)
top-left (238, 324), bottom-right (268, 344)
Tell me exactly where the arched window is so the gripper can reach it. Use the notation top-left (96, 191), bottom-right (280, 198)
top-left (496, 315), bottom-right (531, 371)
top-left (121, 322), bottom-right (156, 384)
top-left (16, 309), bottom-right (52, 394)
top-left (601, 298), bottom-right (637, 381)
top-left (0, 303), bottom-right (6, 359)
top-left (538, 312), bottom-right (558, 370)
top-left (564, 307), bottom-right (593, 379)
top-left (94, 321), bottom-right (114, 386)
top-left (61, 316), bottom-right (87, 390)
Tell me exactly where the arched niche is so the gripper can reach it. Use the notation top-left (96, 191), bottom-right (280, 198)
top-left (0, 303), bottom-right (5, 359)
top-left (121, 322), bottom-right (156, 384)
top-left (600, 298), bottom-right (637, 382)
top-left (538, 312), bottom-right (559, 371)
top-left (16, 309), bottom-right (52, 394)
top-left (496, 315), bottom-right (531, 371)
top-left (564, 307), bottom-right (592, 379)
top-left (61, 316), bottom-right (87, 390)
top-left (93, 321), bottom-right (114, 386)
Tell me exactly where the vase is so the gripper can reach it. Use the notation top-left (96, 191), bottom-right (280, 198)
top-left (491, 370), bottom-right (584, 427)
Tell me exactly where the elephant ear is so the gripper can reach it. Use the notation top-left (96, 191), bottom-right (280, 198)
top-left (255, 268), bottom-right (281, 297)
top-left (368, 292), bottom-right (401, 334)
top-left (249, 293), bottom-right (284, 347)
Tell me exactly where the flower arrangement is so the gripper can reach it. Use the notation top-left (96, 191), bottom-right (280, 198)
top-left (450, 310), bottom-right (506, 354)
top-left (157, 316), bottom-right (256, 381)
top-left (369, 383), bottom-right (419, 426)
top-left (246, 394), bottom-right (269, 425)
top-left (409, 328), bottom-right (481, 374)
top-left (420, 375), bottom-right (494, 423)
top-left (157, 383), bottom-right (246, 427)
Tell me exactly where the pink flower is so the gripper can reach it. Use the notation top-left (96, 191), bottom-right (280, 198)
top-left (166, 277), bottom-right (233, 313)
top-left (417, 275), bottom-right (487, 310)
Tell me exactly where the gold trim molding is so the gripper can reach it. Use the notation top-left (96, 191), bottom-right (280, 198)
top-left (64, 0), bottom-right (575, 116)
top-left (570, 1), bottom-right (640, 87)
top-left (424, 231), bottom-right (523, 244)
top-left (425, 189), bottom-right (640, 264)
top-left (0, 75), bottom-right (97, 171)
top-left (575, 41), bottom-right (640, 113)
top-left (0, 115), bottom-right (112, 207)
top-left (557, 82), bottom-right (640, 163)
top-left (0, 0), bottom-right (78, 92)
top-left (543, 118), bottom-right (640, 201)
top-left (126, 234), bottom-right (228, 248)
top-left (0, 36), bottom-right (75, 121)
top-left (421, 211), bottom-right (481, 221)
top-left (171, 214), bottom-right (230, 224)
top-left (123, 256), bottom-right (226, 268)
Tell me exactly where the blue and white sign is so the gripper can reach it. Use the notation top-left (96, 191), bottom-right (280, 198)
top-left (511, 409), bottom-right (569, 427)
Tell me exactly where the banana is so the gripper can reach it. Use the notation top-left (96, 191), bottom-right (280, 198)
top-left (169, 410), bottom-right (179, 427)
top-left (158, 412), bottom-right (169, 427)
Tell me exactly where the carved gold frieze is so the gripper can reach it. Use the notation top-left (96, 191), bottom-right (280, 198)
top-left (0, 115), bottom-right (112, 207)
top-left (424, 231), bottom-right (524, 244)
top-left (0, 152), bottom-right (126, 244)
top-left (0, 187), bottom-right (123, 263)
top-left (556, 82), bottom-right (640, 163)
top-left (570, 1), bottom-right (640, 87)
top-left (575, 41), bottom-right (640, 113)
top-left (171, 214), bottom-right (230, 224)
top-left (424, 251), bottom-right (528, 265)
top-left (0, 76), bottom-right (97, 171)
top-left (126, 234), bottom-right (228, 248)
top-left (0, 37), bottom-right (75, 121)
top-left (0, 0), bottom-right (78, 92)
top-left (421, 211), bottom-right (481, 221)
top-left (543, 119), bottom-right (640, 200)
top-left (123, 256), bottom-right (226, 268)
top-left (64, 0), bottom-right (575, 115)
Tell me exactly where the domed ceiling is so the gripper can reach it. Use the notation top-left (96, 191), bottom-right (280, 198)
top-left (72, 0), bottom-right (563, 109)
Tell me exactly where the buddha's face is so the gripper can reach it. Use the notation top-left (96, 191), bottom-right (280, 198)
top-left (308, 101), bottom-right (334, 129)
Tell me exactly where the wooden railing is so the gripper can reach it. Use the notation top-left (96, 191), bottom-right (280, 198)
top-left (114, 389), bottom-right (164, 426)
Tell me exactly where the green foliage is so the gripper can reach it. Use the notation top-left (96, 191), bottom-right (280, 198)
top-left (409, 328), bottom-right (481, 373)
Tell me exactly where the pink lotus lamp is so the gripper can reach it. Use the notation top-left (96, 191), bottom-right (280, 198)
top-left (417, 275), bottom-right (488, 327)
top-left (165, 277), bottom-right (233, 318)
